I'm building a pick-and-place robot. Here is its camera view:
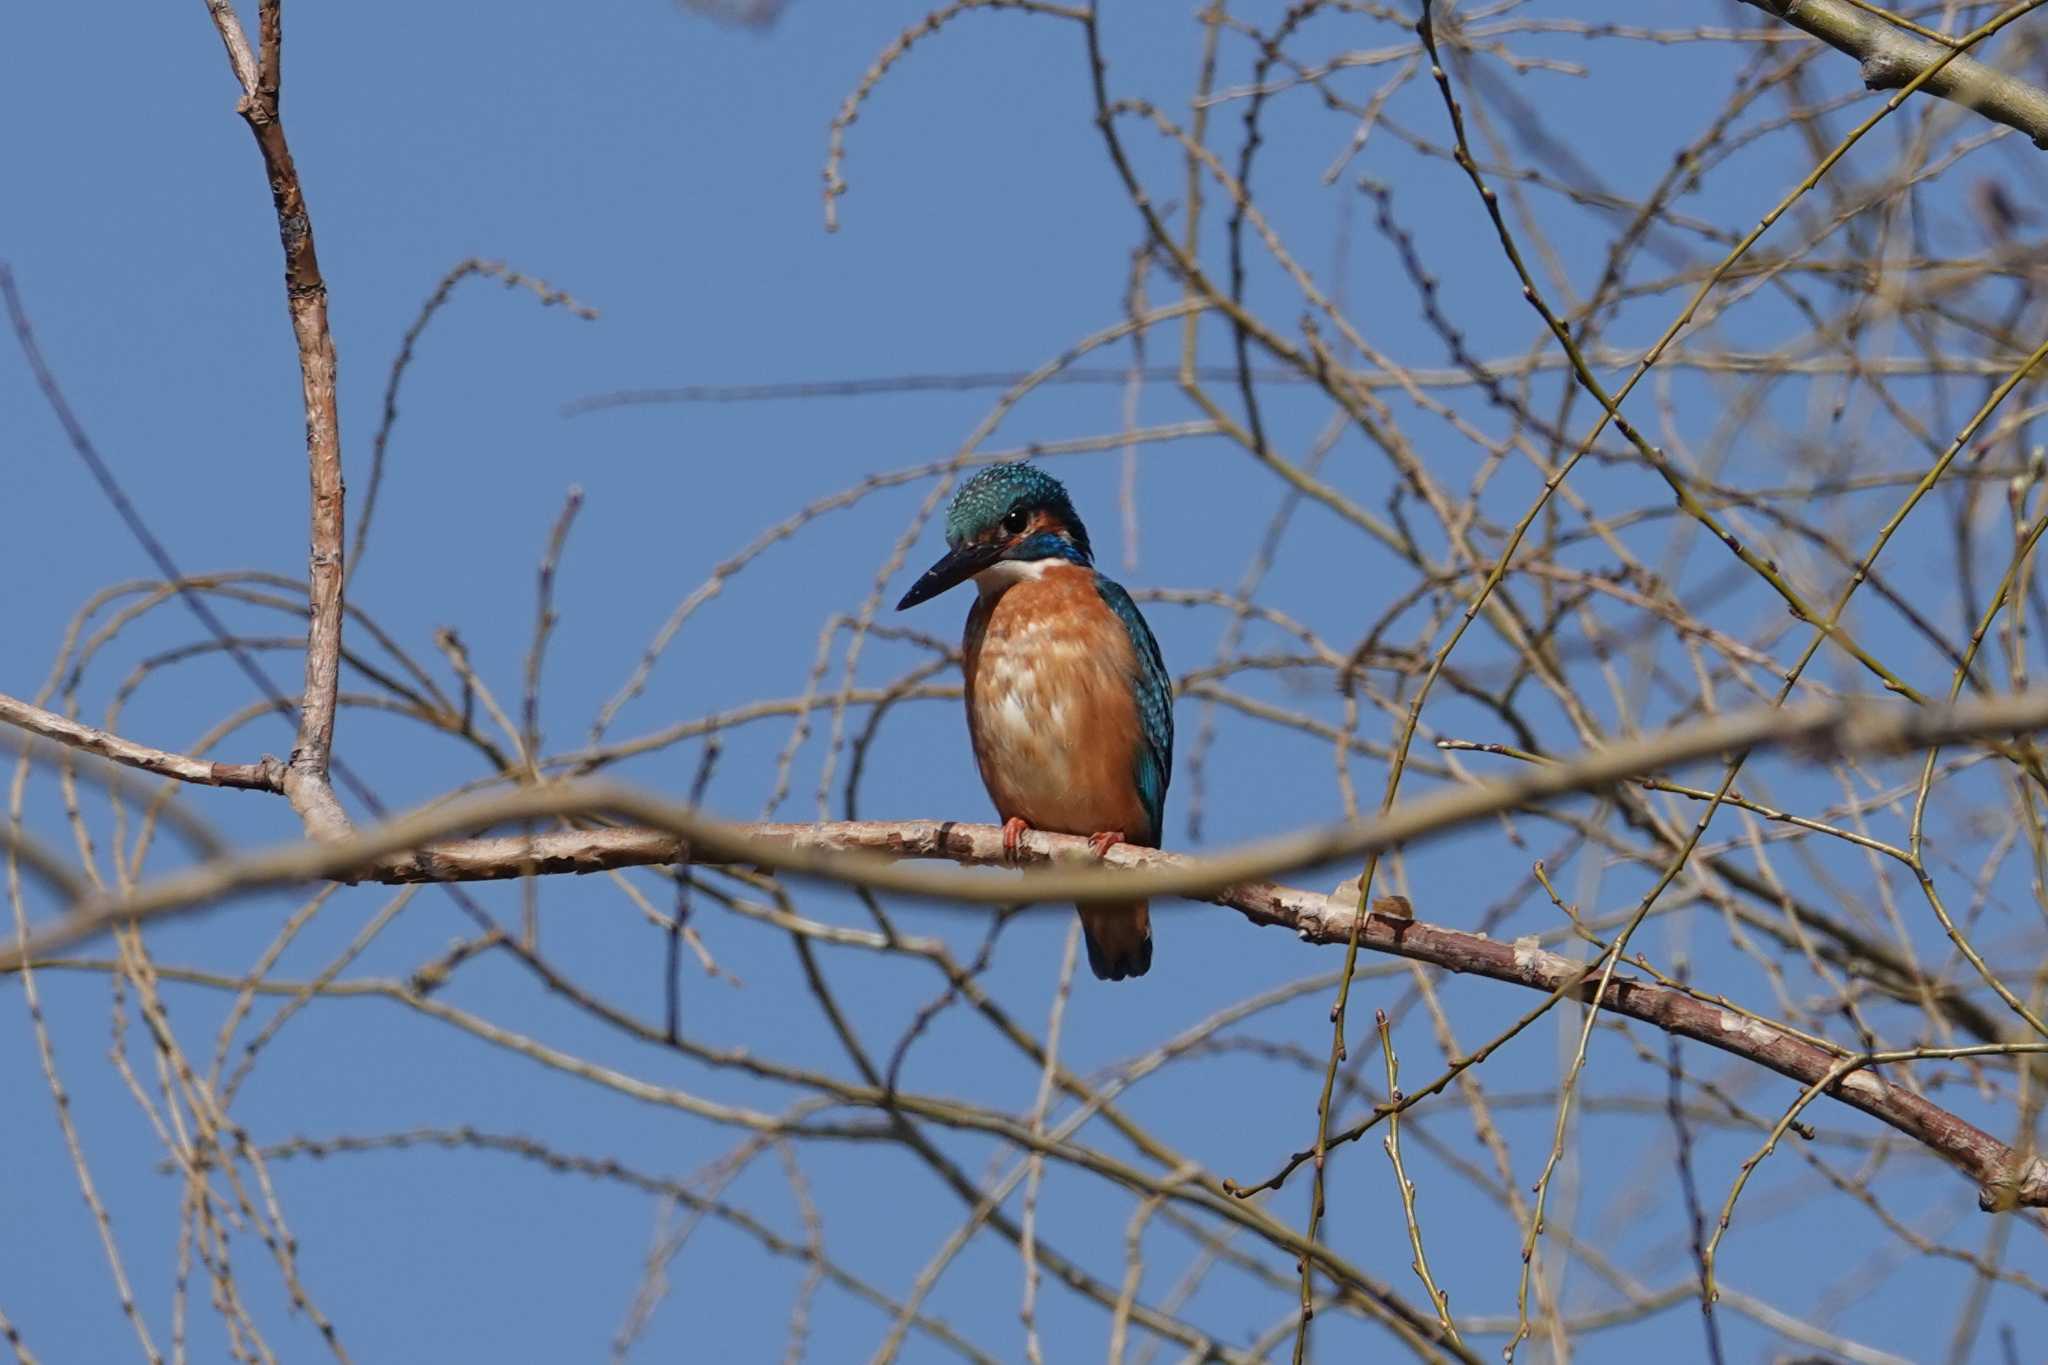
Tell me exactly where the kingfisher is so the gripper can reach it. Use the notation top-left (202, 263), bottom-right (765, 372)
top-left (896, 463), bottom-right (1173, 981)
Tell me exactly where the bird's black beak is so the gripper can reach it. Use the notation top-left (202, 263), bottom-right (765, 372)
top-left (896, 541), bottom-right (1001, 610)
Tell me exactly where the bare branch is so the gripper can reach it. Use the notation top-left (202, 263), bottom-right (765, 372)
top-left (0, 692), bottom-right (280, 793)
top-left (1741, 0), bottom-right (2048, 146)
top-left (9, 680), bottom-right (2045, 1218)
top-left (203, 0), bottom-right (350, 840)
top-left (12, 808), bottom-right (2048, 1214)
top-left (28, 3), bottom-right (2048, 1351)
top-left (16, 687), bottom-right (2048, 930)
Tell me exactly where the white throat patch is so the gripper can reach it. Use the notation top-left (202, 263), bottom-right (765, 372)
top-left (973, 558), bottom-right (1059, 597)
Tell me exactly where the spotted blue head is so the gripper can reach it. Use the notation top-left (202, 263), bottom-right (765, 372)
top-left (895, 463), bottom-right (1094, 610)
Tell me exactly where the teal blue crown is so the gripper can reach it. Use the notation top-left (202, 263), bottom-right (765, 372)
top-left (945, 463), bottom-right (1093, 561)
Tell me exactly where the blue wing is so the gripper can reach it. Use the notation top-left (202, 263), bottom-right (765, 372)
top-left (1094, 575), bottom-right (1173, 843)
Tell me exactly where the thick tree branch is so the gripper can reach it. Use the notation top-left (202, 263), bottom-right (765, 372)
top-left (12, 688), bottom-right (2048, 920)
top-left (7, 809), bottom-right (2045, 1211)
top-left (10, 689), bottom-right (2048, 1209)
top-left (205, 0), bottom-right (350, 840)
top-left (1741, 0), bottom-right (2048, 147)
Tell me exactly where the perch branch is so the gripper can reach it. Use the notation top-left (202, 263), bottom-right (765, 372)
top-left (11, 692), bottom-right (2048, 1211)
top-left (15, 689), bottom-right (2048, 920)
top-left (8, 812), bottom-right (2048, 1212)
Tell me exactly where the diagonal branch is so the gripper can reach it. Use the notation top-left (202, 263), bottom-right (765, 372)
top-left (11, 690), bottom-right (2048, 1210)
top-left (0, 693), bottom-right (280, 793)
top-left (10, 688), bottom-right (2048, 919)
top-left (1740, 0), bottom-right (2048, 147)
top-left (8, 810), bottom-right (2047, 1213)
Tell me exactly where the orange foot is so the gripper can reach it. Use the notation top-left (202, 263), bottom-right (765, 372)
top-left (1001, 816), bottom-right (1031, 863)
top-left (1086, 830), bottom-right (1126, 859)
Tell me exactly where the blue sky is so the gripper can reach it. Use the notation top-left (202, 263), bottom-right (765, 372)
top-left (7, 1), bottom-right (2048, 1361)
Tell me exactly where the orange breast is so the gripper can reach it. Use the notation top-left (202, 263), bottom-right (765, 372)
top-left (962, 566), bottom-right (1153, 843)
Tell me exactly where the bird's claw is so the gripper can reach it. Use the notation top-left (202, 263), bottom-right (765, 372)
top-left (1086, 830), bottom-right (1125, 860)
top-left (1001, 817), bottom-right (1031, 863)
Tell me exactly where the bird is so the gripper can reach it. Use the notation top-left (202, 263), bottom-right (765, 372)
top-left (896, 463), bottom-right (1173, 981)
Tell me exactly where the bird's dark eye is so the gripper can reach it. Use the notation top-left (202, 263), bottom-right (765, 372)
top-left (1002, 509), bottom-right (1031, 535)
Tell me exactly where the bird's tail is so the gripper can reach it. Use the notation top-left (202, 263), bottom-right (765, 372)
top-left (1079, 900), bottom-right (1152, 981)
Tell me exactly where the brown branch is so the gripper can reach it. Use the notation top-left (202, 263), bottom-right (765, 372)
top-left (8, 810), bottom-right (2047, 1212)
top-left (205, 0), bottom-right (349, 840)
top-left (15, 687), bottom-right (2048, 926)
top-left (11, 688), bottom-right (2048, 1211)
top-left (1740, 0), bottom-right (2048, 147)
top-left (0, 693), bottom-right (280, 793)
